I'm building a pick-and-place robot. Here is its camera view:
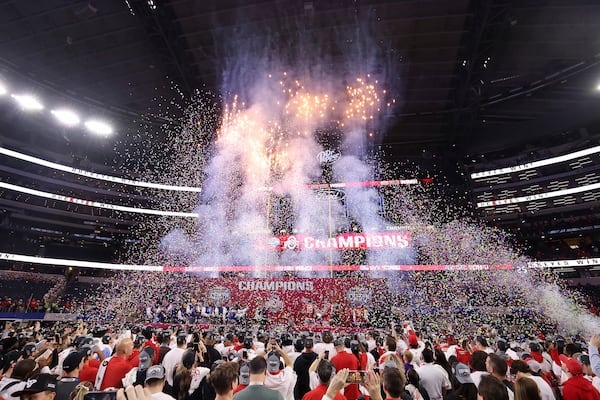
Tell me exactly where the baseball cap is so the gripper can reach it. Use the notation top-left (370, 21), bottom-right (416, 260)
top-left (62, 351), bottom-right (85, 372)
top-left (454, 363), bottom-right (474, 384)
top-left (559, 354), bottom-right (583, 375)
top-left (138, 349), bottom-right (152, 370)
top-left (267, 353), bottom-right (281, 373)
top-left (12, 374), bottom-right (57, 397)
top-left (145, 365), bottom-right (166, 382)
top-left (239, 363), bottom-right (250, 385)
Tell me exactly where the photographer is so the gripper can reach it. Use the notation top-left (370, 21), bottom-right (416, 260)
top-left (264, 342), bottom-right (296, 400)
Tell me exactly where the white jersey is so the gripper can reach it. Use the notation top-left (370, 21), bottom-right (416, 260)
top-left (161, 347), bottom-right (186, 387)
top-left (265, 366), bottom-right (297, 400)
top-left (313, 342), bottom-right (337, 360)
top-left (529, 375), bottom-right (556, 400)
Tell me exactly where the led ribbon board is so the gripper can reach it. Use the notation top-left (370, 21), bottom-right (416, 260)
top-left (476, 182), bottom-right (600, 208)
top-left (471, 145), bottom-right (600, 179)
top-left (0, 181), bottom-right (200, 218)
top-left (0, 252), bottom-right (512, 272)
top-left (0, 147), bottom-right (202, 192)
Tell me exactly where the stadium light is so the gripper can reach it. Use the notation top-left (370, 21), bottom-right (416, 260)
top-left (11, 94), bottom-right (44, 111)
top-left (0, 82), bottom-right (7, 96)
top-left (85, 119), bottom-right (113, 135)
top-left (51, 109), bottom-right (81, 127)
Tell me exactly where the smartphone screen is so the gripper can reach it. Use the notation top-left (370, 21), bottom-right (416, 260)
top-left (84, 392), bottom-right (117, 400)
top-left (324, 350), bottom-right (329, 360)
top-left (345, 370), bottom-right (365, 384)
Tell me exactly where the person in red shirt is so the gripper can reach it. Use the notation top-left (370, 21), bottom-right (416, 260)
top-left (127, 336), bottom-right (145, 368)
top-left (78, 346), bottom-right (102, 384)
top-left (302, 359), bottom-right (346, 400)
top-left (98, 338), bottom-right (135, 390)
top-left (331, 340), bottom-right (359, 400)
top-left (560, 355), bottom-right (600, 400)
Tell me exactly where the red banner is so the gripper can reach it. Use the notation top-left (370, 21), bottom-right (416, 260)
top-left (257, 232), bottom-right (411, 251)
top-left (199, 278), bottom-right (387, 326)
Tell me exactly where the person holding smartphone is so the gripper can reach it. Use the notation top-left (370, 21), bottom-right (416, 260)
top-left (294, 338), bottom-right (318, 400)
top-left (331, 340), bottom-right (359, 400)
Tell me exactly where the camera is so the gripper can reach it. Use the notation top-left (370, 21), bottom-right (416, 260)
top-left (346, 370), bottom-right (365, 384)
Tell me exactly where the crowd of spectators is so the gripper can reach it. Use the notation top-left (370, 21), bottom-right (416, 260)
top-left (1, 320), bottom-right (599, 400)
top-left (0, 271), bottom-right (65, 313)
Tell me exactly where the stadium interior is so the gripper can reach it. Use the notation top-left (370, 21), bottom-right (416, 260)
top-left (0, 0), bottom-right (599, 319)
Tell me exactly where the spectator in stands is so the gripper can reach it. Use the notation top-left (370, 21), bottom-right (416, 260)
top-left (417, 348), bottom-right (451, 400)
top-left (293, 338), bottom-right (318, 400)
top-left (508, 361), bottom-right (554, 400)
top-left (379, 336), bottom-right (398, 367)
top-left (559, 355), bottom-right (600, 400)
top-left (0, 359), bottom-right (37, 399)
top-left (513, 377), bottom-right (540, 400)
top-left (157, 332), bottom-right (171, 365)
top-left (469, 351), bottom-right (489, 388)
top-left (331, 339), bottom-right (359, 400)
top-left (313, 332), bottom-right (336, 361)
top-left (172, 350), bottom-right (209, 400)
top-left (578, 354), bottom-right (600, 393)
top-left (144, 365), bottom-right (174, 400)
top-left (494, 340), bottom-right (509, 362)
top-left (97, 337), bottom-right (135, 390)
top-left (208, 362), bottom-right (239, 400)
top-left (78, 346), bottom-right (101, 385)
top-left (485, 354), bottom-right (513, 394)
top-left (232, 356), bottom-right (283, 400)
top-left (301, 360), bottom-right (344, 400)
top-left (405, 368), bottom-right (427, 400)
top-left (264, 343), bottom-right (296, 400)
top-left (288, 339), bottom-right (304, 365)
top-left (142, 327), bottom-right (160, 365)
top-left (477, 375), bottom-right (508, 400)
top-left (202, 334), bottom-right (222, 370)
top-left (475, 337), bottom-right (493, 354)
top-left (56, 351), bottom-right (85, 400)
top-left (434, 349), bottom-right (452, 381)
top-left (447, 362), bottom-right (477, 400)
top-left (370, 366), bottom-right (404, 400)
top-left (129, 335), bottom-right (146, 368)
top-left (233, 363), bottom-right (249, 395)
top-left (11, 373), bottom-right (57, 400)
top-left (161, 335), bottom-right (188, 395)
top-left (215, 334), bottom-right (234, 358)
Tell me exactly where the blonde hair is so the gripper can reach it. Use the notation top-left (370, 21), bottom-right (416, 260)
top-left (69, 381), bottom-right (93, 400)
top-left (403, 350), bottom-right (413, 363)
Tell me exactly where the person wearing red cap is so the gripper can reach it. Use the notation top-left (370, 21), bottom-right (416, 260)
top-left (560, 355), bottom-right (600, 400)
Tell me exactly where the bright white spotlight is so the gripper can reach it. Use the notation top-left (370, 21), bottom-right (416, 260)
top-left (11, 94), bottom-right (44, 111)
top-left (51, 109), bottom-right (80, 126)
top-left (597, 83), bottom-right (600, 91)
top-left (0, 83), bottom-right (7, 96)
top-left (85, 119), bottom-right (113, 135)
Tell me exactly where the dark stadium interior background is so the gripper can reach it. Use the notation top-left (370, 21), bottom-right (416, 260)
top-left (0, 0), bottom-right (599, 292)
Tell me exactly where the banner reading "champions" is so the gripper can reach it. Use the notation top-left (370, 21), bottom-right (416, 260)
top-left (259, 232), bottom-right (411, 251)
top-left (237, 280), bottom-right (314, 291)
